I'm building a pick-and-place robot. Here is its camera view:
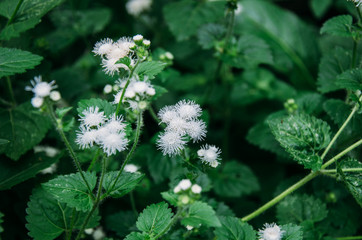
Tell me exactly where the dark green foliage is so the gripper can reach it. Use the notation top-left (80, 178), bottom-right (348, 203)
top-left (337, 159), bottom-right (362, 207)
top-left (102, 171), bottom-right (144, 198)
top-left (106, 211), bottom-right (137, 237)
top-left (181, 201), bottom-right (221, 227)
top-left (281, 223), bottom-right (303, 240)
top-left (214, 217), bottom-right (256, 240)
top-left (320, 15), bottom-right (353, 37)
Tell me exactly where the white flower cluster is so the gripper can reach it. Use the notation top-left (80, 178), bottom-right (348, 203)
top-left (75, 106), bottom-right (128, 156)
top-left (25, 76), bottom-right (61, 108)
top-left (93, 37), bottom-right (136, 76)
top-left (157, 100), bottom-right (206, 156)
top-left (124, 164), bottom-right (139, 173)
top-left (113, 76), bottom-right (156, 111)
top-left (173, 179), bottom-right (202, 194)
top-left (85, 227), bottom-right (106, 240)
top-left (258, 223), bottom-right (285, 240)
top-left (126, 0), bottom-right (152, 17)
top-left (197, 144), bottom-right (221, 168)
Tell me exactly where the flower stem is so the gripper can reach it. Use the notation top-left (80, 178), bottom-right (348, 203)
top-left (6, 0), bottom-right (24, 26)
top-left (87, 149), bottom-right (101, 172)
top-left (115, 61), bottom-right (140, 116)
top-left (101, 112), bottom-right (143, 200)
top-left (321, 168), bottom-right (362, 174)
top-left (6, 76), bottom-right (16, 105)
top-left (45, 100), bottom-right (94, 200)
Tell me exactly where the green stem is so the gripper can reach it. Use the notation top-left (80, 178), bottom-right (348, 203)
top-left (74, 204), bottom-right (98, 240)
top-left (336, 237), bottom-right (362, 240)
top-left (130, 191), bottom-right (138, 216)
top-left (115, 61), bottom-right (140, 116)
top-left (148, 105), bottom-right (161, 124)
top-left (101, 112), bottom-right (143, 200)
top-left (225, 7), bottom-right (235, 48)
top-left (320, 95), bottom-right (362, 160)
top-left (0, 97), bottom-right (12, 107)
top-left (87, 149), bottom-right (101, 172)
top-left (154, 209), bottom-right (182, 239)
top-left (96, 155), bottom-right (108, 200)
top-left (321, 168), bottom-right (362, 174)
top-left (351, 40), bottom-right (358, 69)
top-left (241, 138), bottom-right (362, 222)
top-left (45, 100), bottom-right (94, 200)
top-left (6, 76), bottom-right (16, 105)
top-left (67, 209), bottom-right (77, 240)
top-left (5, 0), bottom-right (24, 26)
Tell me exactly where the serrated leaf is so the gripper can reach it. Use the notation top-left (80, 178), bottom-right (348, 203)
top-left (295, 92), bottom-right (325, 115)
top-left (42, 171), bottom-right (97, 212)
top-left (0, 18), bottom-right (40, 41)
top-left (106, 211), bottom-right (137, 237)
top-left (197, 23), bottom-right (226, 50)
top-left (0, 0), bottom-right (17, 18)
top-left (338, 159), bottom-right (362, 207)
top-left (269, 113), bottom-right (331, 170)
top-left (320, 15), bottom-right (353, 37)
top-left (336, 68), bottom-right (362, 91)
top-left (276, 194), bottom-right (328, 224)
top-left (0, 48), bottom-right (43, 78)
top-left (161, 191), bottom-right (179, 207)
top-left (124, 232), bottom-right (148, 240)
top-left (77, 98), bottom-right (116, 117)
top-left (0, 103), bottom-right (51, 160)
top-left (317, 47), bottom-right (353, 93)
top-left (163, 0), bottom-right (224, 41)
top-left (214, 216), bottom-right (256, 240)
top-left (135, 61), bottom-right (166, 80)
top-left (16, 0), bottom-right (65, 21)
top-left (221, 35), bottom-right (273, 68)
top-left (102, 171), bottom-right (144, 198)
top-left (281, 223), bottom-right (303, 240)
top-left (0, 152), bottom-right (61, 190)
top-left (136, 202), bottom-right (173, 236)
top-left (26, 188), bottom-right (99, 240)
top-left (56, 107), bottom-right (73, 119)
top-left (213, 161), bottom-right (260, 198)
top-left (181, 201), bottom-right (221, 227)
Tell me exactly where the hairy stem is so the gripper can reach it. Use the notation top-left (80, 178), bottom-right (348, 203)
top-left (6, 0), bottom-right (24, 26)
top-left (101, 112), bottom-right (143, 200)
top-left (321, 168), bottom-right (362, 174)
top-left (45, 100), bottom-right (94, 199)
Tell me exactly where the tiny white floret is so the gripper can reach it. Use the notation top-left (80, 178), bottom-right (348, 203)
top-left (176, 100), bottom-right (202, 120)
top-left (93, 38), bottom-right (114, 56)
top-left (146, 87), bottom-right (155, 96)
top-left (50, 91), bottom-right (61, 101)
top-left (80, 106), bottom-right (106, 127)
top-left (191, 184), bottom-right (202, 194)
top-left (103, 84), bottom-right (113, 94)
top-left (179, 179), bottom-right (192, 190)
top-left (133, 34), bottom-right (143, 42)
top-left (99, 132), bottom-right (128, 156)
top-left (198, 144), bottom-right (221, 168)
top-left (31, 96), bottom-right (44, 108)
top-left (258, 223), bottom-right (285, 240)
top-left (173, 185), bottom-right (181, 193)
top-left (124, 164), bottom-right (139, 173)
top-left (186, 225), bottom-right (194, 231)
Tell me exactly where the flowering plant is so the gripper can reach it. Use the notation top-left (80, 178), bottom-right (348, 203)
top-left (0, 0), bottom-right (362, 240)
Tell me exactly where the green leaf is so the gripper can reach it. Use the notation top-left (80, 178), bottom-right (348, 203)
top-left (310, 0), bottom-right (332, 18)
top-left (221, 35), bottom-right (273, 68)
top-left (16, 0), bottom-right (65, 21)
top-left (0, 211), bottom-right (4, 233)
top-left (77, 98), bottom-right (116, 117)
top-left (336, 68), bottom-right (362, 91)
top-left (42, 171), bottom-right (97, 212)
top-left (0, 152), bottom-right (60, 190)
top-left (197, 23), bottom-right (226, 50)
top-left (124, 232), bottom-right (148, 240)
top-left (0, 0), bottom-right (17, 18)
top-left (0, 103), bottom-right (51, 160)
top-left (135, 61), bottom-right (166, 80)
top-left (214, 216), bottom-right (256, 240)
top-left (0, 18), bottom-right (40, 41)
top-left (152, 85), bottom-right (168, 101)
top-left (269, 113), bottom-right (331, 170)
top-left (337, 159), bottom-right (362, 207)
top-left (102, 171), bottom-right (144, 198)
top-left (181, 201), bottom-right (221, 227)
top-left (213, 161), bottom-right (260, 198)
top-left (320, 15), bottom-right (353, 37)
top-left (0, 139), bottom-right (10, 145)
top-left (0, 48), bottom-right (43, 79)
top-left (136, 202), bottom-right (173, 236)
top-left (161, 191), bottom-right (179, 207)
top-left (317, 47), bottom-right (353, 93)
top-left (106, 211), bottom-right (137, 237)
top-left (281, 223), bottom-right (303, 240)
top-left (26, 188), bottom-right (99, 240)
top-left (56, 107), bottom-right (73, 119)
top-left (276, 194), bottom-right (328, 224)
top-left (163, 0), bottom-right (224, 41)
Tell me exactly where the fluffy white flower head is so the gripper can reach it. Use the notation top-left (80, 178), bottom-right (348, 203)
top-left (26, 76), bottom-right (57, 97)
top-left (31, 96), bottom-right (44, 108)
top-left (124, 164), bottom-right (139, 173)
top-left (258, 223), bottom-right (285, 240)
top-left (99, 132), bottom-right (128, 156)
top-left (186, 225), bottom-right (194, 231)
top-left (93, 38), bottom-right (114, 56)
top-left (143, 39), bottom-right (151, 47)
top-left (126, 0), bottom-right (152, 16)
top-left (146, 87), bottom-right (155, 96)
top-left (76, 127), bottom-right (98, 149)
top-left (176, 100), bottom-right (202, 120)
top-left (191, 184), bottom-right (202, 194)
top-left (133, 81), bottom-right (148, 93)
top-left (102, 58), bottom-right (129, 76)
top-left (198, 144), bottom-right (221, 168)
top-left (157, 131), bottom-right (186, 156)
top-left (80, 106), bottom-right (106, 127)
top-left (185, 120), bottom-right (206, 142)
top-left (104, 114), bottom-right (126, 133)
top-left (158, 106), bottom-right (178, 124)
top-left (166, 117), bottom-right (188, 135)
top-left (179, 179), bottom-right (192, 190)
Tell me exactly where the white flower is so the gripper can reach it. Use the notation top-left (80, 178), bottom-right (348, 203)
top-left (185, 120), bottom-right (206, 142)
top-left (165, 52), bottom-right (174, 60)
top-left (126, 0), bottom-right (152, 17)
top-left (133, 34), bottom-right (143, 42)
top-left (84, 228), bottom-right (94, 235)
top-left (258, 223), bottom-right (285, 240)
top-left (125, 88), bottom-right (136, 98)
top-left (103, 84), bottom-right (113, 94)
top-left (31, 96), bottom-right (44, 108)
top-left (348, 0), bottom-right (362, 7)
top-left (157, 131), bottom-right (186, 156)
top-left (93, 38), bottom-right (114, 56)
top-left (186, 225), bottom-right (194, 231)
top-left (166, 117), bottom-right (188, 135)
top-left (124, 164), bottom-right (139, 173)
top-left (158, 106), bottom-right (178, 124)
top-left (40, 163), bottom-right (57, 174)
top-left (179, 179), bottom-right (192, 190)
top-left (235, 3), bottom-right (243, 15)
top-left (76, 127), bottom-right (98, 149)
top-left (173, 185), bottom-right (181, 193)
top-left (191, 184), bottom-right (202, 194)
top-left (99, 132), bottom-right (128, 156)
top-left (176, 100), bottom-right (202, 120)
top-left (92, 227), bottom-right (106, 240)
top-left (198, 144), bottom-right (221, 168)
top-left (50, 91), bottom-right (61, 101)
top-left (146, 87), bottom-right (155, 96)
top-left (34, 145), bottom-right (59, 157)
top-left (143, 39), bottom-right (151, 47)
top-left (102, 58), bottom-right (129, 76)
top-left (133, 81), bottom-right (148, 93)
top-left (80, 106), bottom-right (106, 127)
top-left (104, 114), bottom-right (126, 133)
top-left (26, 75), bottom-right (57, 97)
top-left (94, 126), bottom-right (111, 144)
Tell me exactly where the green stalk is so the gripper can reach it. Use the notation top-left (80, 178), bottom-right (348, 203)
top-left (87, 149), bottom-right (101, 172)
top-left (153, 209), bottom-right (182, 239)
top-left (101, 112), bottom-right (143, 200)
top-left (45, 100), bottom-right (94, 200)
top-left (115, 61), bottom-right (140, 116)
top-left (6, 76), bottom-right (16, 105)
top-left (130, 191), bottom-right (138, 216)
top-left (5, 0), bottom-right (24, 26)
top-left (321, 168), bottom-right (362, 174)
top-left (336, 237), bottom-right (362, 240)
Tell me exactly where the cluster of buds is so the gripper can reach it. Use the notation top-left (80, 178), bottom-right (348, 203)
top-left (284, 98), bottom-right (298, 114)
top-left (26, 76), bottom-right (61, 108)
top-left (173, 179), bottom-right (202, 205)
top-left (197, 144), bottom-right (221, 168)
